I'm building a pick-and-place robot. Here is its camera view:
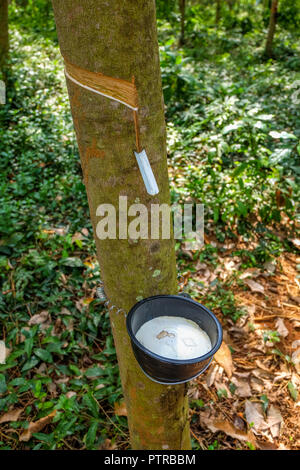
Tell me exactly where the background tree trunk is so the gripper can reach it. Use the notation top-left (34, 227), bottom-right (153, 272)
top-left (215, 0), bottom-right (222, 24)
top-left (0, 0), bottom-right (8, 70)
top-left (179, 0), bottom-right (186, 46)
top-left (51, 0), bottom-right (191, 450)
top-left (226, 0), bottom-right (235, 10)
top-left (16, 0), bottom-right (28, 6)
top-left (265, 0), bottom-right (278, 58)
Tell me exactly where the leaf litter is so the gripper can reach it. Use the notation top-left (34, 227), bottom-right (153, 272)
top-left (189, 252), bottom-right (300, 450)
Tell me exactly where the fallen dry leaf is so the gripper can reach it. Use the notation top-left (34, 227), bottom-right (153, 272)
top-left (214, 341), bottom-right (233, 378)
top-left (240, 268), bottom-right (261, 279)
top-left (256, 440), bottom-right (278, 450)
top-left (49, 226), bottom-right (69, 236)
top-left (275, 318), bottom-right (289, 338)
top-left (263, 260), bottom-right (276, 274)
top-left (231, 377), bottom-right (252, 397)
top-left (83, 297), bottom-right (94, 305)
top-left (47, 382), bottom-right (58, 397)
top-left (81, 228), bottom-right (89, 237)
top-left (56, 377), bottom-right (69, 384)
top-left (98, 438), bottom-right (117, 450)
top-left (289, 295), bottom-right (300, 305)
top-left (156, 330), bottom-right (175, 339)
top-left (201, 414), bottom-right (256, 445)
top-left (83, 260), bottom-right (94, 269)
top-left (291, 239), bottom-right (300, 249)
top-left (0, 341), bottom-right (6, 364)
top-left (71, 232), bottom-right (84, 243)
top-left (60, 307), bottom-right (72, 316)
top-left (19, 410), bottom-right (57, 442)
top-left (28, 310), bottom-right (49, 326)
top-left (75, 299), bottom-right (84, 313)
top-left (266, 405), bottom-right (283, 438)
top-left (292, 340), bottom-right (300, 349)
top-left (95, 383), bottom-right (105, 391)
top-left (233, 414), bottom-right (246, 431)
top-left (114, 401), bottom-right (127, 417)
top-left (291, 348), bottom-right (300, 373)
top-left (244, 400), bottom-right (266, 433)
top-left (206, 363), bottom-right (218, 387)
top-left (0, 408), bottom-right (23, 424)
top-left (244, 279), bottom-right (265, 294)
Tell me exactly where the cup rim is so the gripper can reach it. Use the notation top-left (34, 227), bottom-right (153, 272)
top-left (126, 294), bottom-right (223, 366)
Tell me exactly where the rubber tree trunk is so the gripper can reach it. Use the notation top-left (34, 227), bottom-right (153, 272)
top-left (0, 0), bottom-right (8, 70)
top-left (179, 0), bottom-right (186, 46)
top-left (265, 0), bottom-right (278, 58)
top-left (51, 0), bottom-right (191, 451)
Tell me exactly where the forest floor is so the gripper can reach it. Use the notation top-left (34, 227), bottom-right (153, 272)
top-left (189, 247), bottom-right (300, 450)
top-left (0, 5), bottom-right (299, 450)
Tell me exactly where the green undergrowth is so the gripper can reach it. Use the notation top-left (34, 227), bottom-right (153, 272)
top-left (0, 0), bottom-right (299, 450)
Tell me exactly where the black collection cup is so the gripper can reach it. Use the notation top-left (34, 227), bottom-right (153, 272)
top-left (126, 294), bottom-right (223, 384)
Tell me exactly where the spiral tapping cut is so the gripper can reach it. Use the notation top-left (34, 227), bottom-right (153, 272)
top-left (63, 58), bottom-right (159, 196)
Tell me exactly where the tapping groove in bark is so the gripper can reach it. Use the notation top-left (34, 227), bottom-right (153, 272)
top-left (0, 0), bottom-right (8, 70)
top-left (51, 0), bottom-right (191, 450)
top-left (265, 0), bottom-right (279, 58)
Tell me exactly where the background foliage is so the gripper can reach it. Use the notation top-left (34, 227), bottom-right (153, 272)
top-left (0, 0), bottom-right (299, 450)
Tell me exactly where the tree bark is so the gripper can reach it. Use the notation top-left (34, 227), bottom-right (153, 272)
top-left (0, 0), bottom-right (8, 70)
top-left (226, 0), bottom-right (235, 10)
top-left (51, 0), bottom-right (191, 450)
top-left (265, 0), bottom-right (278, 58)
top-left (179, 0), bottom-right (186, 46)
top-left (16, 0), bottom-right (28, 6)
top-left (215, 0), bottom-right (222, 24)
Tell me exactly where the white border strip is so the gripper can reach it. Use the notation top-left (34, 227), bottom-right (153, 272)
top-left (64, 69), bottom-right (138, 111)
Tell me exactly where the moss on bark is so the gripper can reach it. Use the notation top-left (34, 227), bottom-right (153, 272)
top-left (51, 0), bottom-right (191, 450)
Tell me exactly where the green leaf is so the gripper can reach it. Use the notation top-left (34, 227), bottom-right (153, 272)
top-left (269, 148), bottom-right (292, 164)
top-left (24, 338), bottom-right (34, 357)
top-left (0, 374), bottom-right (7, 394)
top-left (34, 348), bottom-right (53, 363)
top-left (9, 377), bottom-right (27, 387)
top-left (82, 393), bottom-right (99, 418)
top-left (269, 131), bottom-right (297, 140)
top-left (85, 420), bottom-right (99, 448)
top-left (21, 357), bottom-right (39, 372)
top-left (213, 207), bottom-right (219, 223)
top-left (69, 364), bottom-right (81, 376)
top-left (287, 381), bottom-right (298, 401)
top-left (222, 122), bottom-right (243, 134)
top-left (85, 366), bottom-right (104, 378)
top-left (232, 161), bottom-right (248, 177)
top-left (32, 432), bottom-right (53, 443)
top-left (255, 114), bottom-right (273, 121)
top-left (60, 257), bottom-right (83, 267)
top-left (260, 394), bottom-right (269, 412)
